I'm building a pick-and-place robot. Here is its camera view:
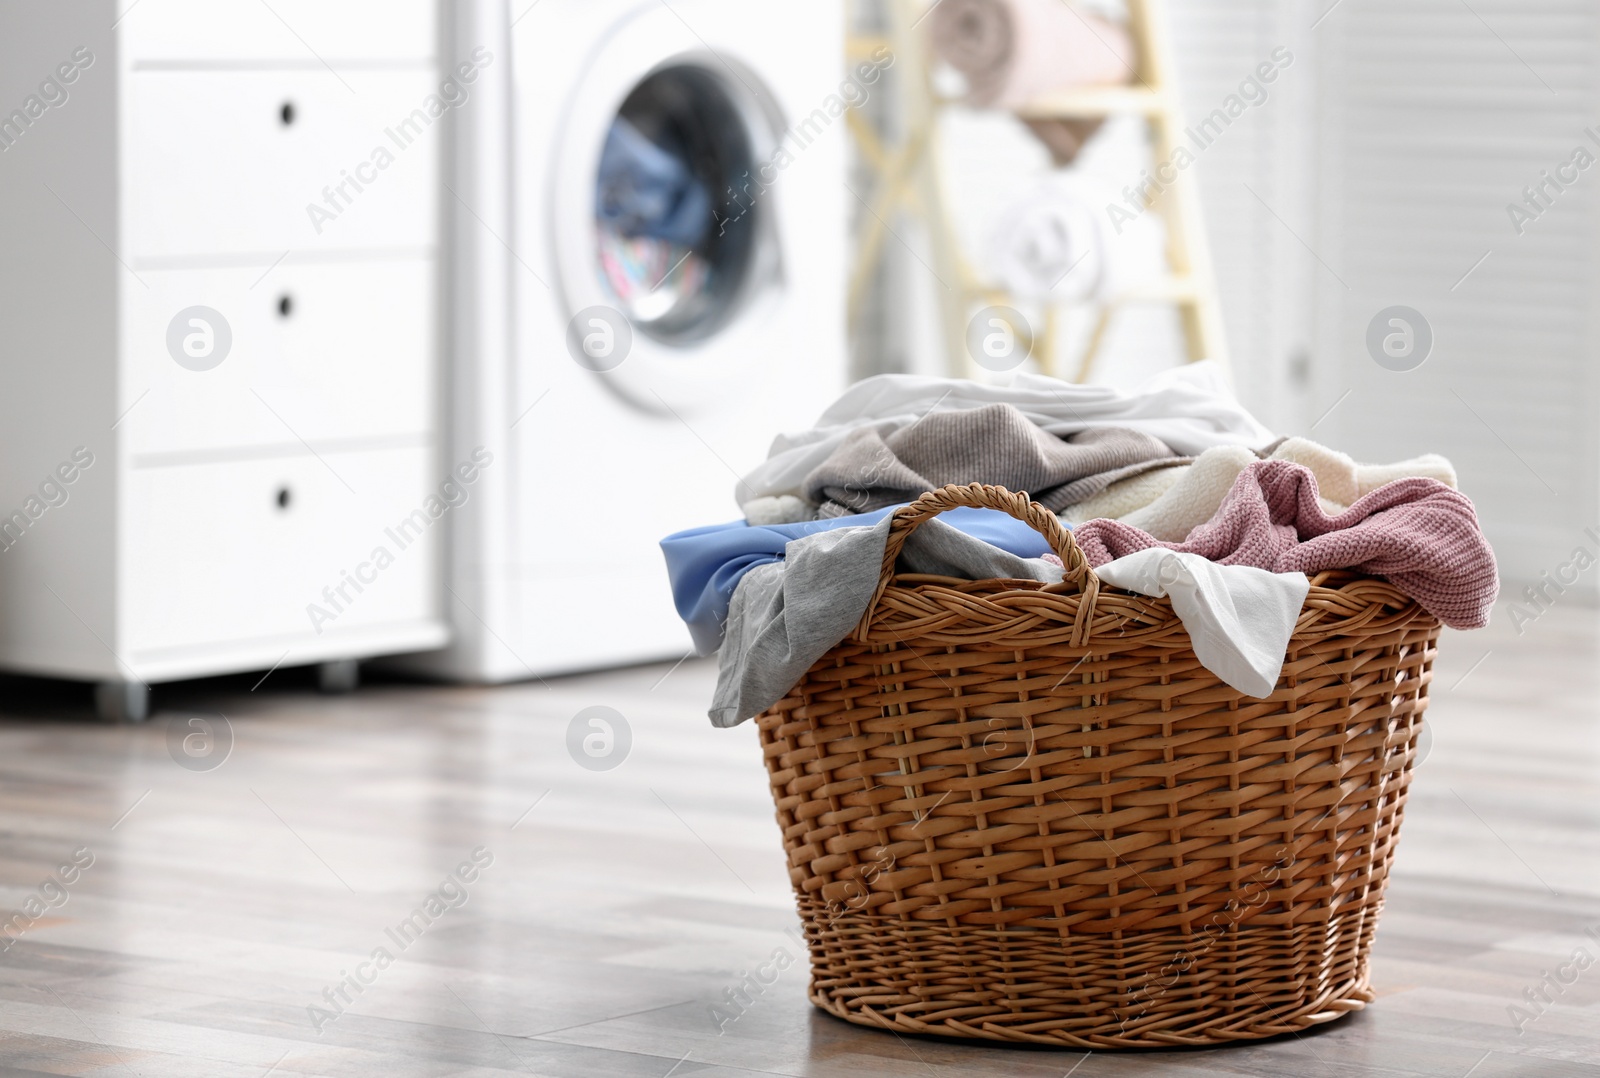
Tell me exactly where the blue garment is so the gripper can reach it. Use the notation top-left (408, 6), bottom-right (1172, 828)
top-left (661, 506), bottom-right (1062, 654)
top-left (596, 117), bottom-right (712, 248)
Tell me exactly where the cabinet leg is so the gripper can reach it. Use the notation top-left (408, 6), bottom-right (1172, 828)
top-left (317, 659), bottom-right (360, 694)
top-left (95, 680), bottom-right (150, 724)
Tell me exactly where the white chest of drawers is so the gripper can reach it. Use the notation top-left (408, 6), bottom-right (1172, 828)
top-left (0, 1), bottom-right (454, 719)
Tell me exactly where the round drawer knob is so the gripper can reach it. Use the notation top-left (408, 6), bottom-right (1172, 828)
top-left (277, 294), bottom-right (293, 318)
top-left (276, 486), bottom-right (291, 510)
top-left (280, 101), bottom-right (295, 126)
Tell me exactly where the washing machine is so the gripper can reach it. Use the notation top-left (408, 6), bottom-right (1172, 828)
top-left (407, 0), bottom-right (850, 680)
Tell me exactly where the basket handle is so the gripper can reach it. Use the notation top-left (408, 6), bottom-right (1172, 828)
top-left (858, 483), bottom-right (1101, 645)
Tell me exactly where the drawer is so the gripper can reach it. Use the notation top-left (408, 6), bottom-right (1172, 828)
top-left (123, 260), bottom-right (435, 458)
top-left (125, 447), bottom-right (442, 654)
top-left (128, 70), bottom-right (440, 259)
top-left (120, 0), bottom-right (437, 64)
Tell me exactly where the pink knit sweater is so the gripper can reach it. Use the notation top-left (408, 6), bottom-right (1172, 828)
top-left (1071, 460), bottom-right (1499, 628)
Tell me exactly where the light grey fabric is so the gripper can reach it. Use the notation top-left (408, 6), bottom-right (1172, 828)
top-left (710, 514), bottom-right (1063, 727)
top-left (738, 363), bottom-right (1276, 510)
top-left (802, 404), bottom-right (1181, 518)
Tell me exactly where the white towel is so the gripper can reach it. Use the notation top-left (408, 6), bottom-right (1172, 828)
top-left (985, 175), bottom-right (1116, 302)
top-left (1119, 445), bottom-right (1257, 541)
top-left (742, 494), bottom-right (814, 526)
top-left (1059, 464), bottom-right (1185, 524)
top-left (1095, 549), bottom-right (1309, 699)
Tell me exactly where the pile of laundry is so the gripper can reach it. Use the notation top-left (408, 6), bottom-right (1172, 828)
top-left (661, 363), bottom-right (1499, 727)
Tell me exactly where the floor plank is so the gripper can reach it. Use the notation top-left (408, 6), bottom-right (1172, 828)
top-left (1, 606), bottom-right (1598, 1076)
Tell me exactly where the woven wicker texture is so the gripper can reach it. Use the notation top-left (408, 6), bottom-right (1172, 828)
top-left (755, 484), bottom-right (1438, 1047)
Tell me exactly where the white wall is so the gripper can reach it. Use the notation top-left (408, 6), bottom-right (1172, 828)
top-left (1311, 0), bottom-right (1599, 592)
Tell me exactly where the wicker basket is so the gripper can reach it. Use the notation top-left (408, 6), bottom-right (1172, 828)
top-left (754, 483), bottom-right (1437, 1048)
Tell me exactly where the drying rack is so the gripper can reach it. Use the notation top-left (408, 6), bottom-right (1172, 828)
top-left (844, 0), bottom-right (1229, 381)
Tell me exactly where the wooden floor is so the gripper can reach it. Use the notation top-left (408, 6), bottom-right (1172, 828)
top-left (1, 606), bottom-right (1599, 1077)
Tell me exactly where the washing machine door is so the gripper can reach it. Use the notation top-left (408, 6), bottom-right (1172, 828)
top-left (550, 5), bottom-right (786, 415)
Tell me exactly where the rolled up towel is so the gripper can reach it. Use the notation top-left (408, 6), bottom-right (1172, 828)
top-left (930, 0), bottom-right (1136, 108)
top-left (984, 174), bottom-right (1119, 301)
top-left (929, 0), bottom-right (1017, 105)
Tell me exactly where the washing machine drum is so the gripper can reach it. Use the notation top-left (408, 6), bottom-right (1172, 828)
top-left (553, 19), bottom-right (785, 414)
top-left (594, 67), bottom-right (759, 342)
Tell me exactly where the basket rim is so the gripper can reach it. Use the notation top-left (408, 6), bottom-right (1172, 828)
top-left (861, 485), bottom-right (1440, 652)
top-left (858, 566), bottom-right (1436, 651)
